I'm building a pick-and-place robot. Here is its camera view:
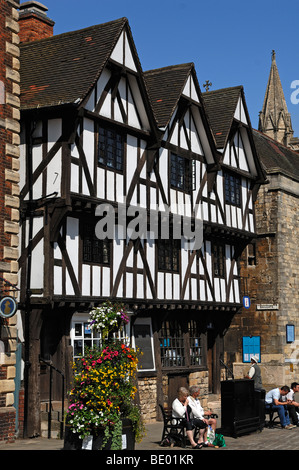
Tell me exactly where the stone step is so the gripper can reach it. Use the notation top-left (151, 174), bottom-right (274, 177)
top-left (207, 394), bottom-right (221, 416)
top-left (40, 401), bottom-right (67, 412)
top-left (41, 420), bottom-right (63, 439)
top-left (41, 410), bottom-right (63, 422)
top-left (207, 401), bottom-right (221, 414)
top-left (40, 401), bottom-right (66, 439)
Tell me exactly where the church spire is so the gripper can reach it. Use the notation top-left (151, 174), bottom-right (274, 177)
top-left (259, 50), bottom-right (294, 146)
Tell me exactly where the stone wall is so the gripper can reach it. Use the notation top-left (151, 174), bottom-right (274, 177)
top-left (138, 370), bottom-right (210, 423)
top-left (225, 173), bottom-right (299, 391)
top-left (0, 0), bottom-right (20, 442)
top-left (138, 376), bottom-right (158, 423)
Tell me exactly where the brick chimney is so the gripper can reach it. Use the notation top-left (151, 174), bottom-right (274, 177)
top-left (18, 1), bottom-right (54, 42)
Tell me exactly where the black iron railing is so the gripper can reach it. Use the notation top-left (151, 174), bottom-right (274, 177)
top-left (220, 358), bottom-right (234, 380)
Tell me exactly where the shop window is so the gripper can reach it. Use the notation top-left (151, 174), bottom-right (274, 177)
top-left (159, 319), bottom-right (185, 367)
top-left (133, 318), bottom-right (155, 371)
top-left (159, 319), bottom-right (203, 369)
top-left (70, 313), bottom-right (130, 359)
top-left (72, 319), bottom-right (101, 359)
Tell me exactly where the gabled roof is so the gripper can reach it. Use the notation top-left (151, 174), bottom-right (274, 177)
top-left (143, 63), bottom-right (196, 128)
top-left (253, 129), bottom-right (299, 182)
top-left (20, 17), bottom-right (139, 110)
top-left (202, 86), bottom-right (243, 149)
top-left (203, 86), bottom-right (266, 183)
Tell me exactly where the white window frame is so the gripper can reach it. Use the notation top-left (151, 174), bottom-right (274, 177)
top-left (70, 312), bottom-right (130, 359)
top-left (132, 317), bottom-right (156, 372)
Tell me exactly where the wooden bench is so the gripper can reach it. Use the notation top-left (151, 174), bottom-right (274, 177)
top-left (264, 405), bottom-right (280, 428)
top-left (159, 404), bottom-right (218, 447)
top-left (159, 404), bottom-right (188, 447)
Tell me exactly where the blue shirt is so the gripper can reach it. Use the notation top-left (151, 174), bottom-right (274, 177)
top-left (265, 388), bottom-right (280, 404)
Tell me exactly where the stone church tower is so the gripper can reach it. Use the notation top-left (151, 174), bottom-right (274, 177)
top-left (226, 51), bottom-right (299, 391)
top-left (259, 50), bottom-right (299, 151)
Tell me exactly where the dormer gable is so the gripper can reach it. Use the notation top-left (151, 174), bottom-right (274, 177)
top-left (203, 86), bottom-right (265, 182)
top-left (110, 29), bottom-right (137, 72)
top-left (144, 63), bottom-right (217, 166)
top-left (82, 21), bottom-right (156, 133)
top-left (20, 17), bottom-right (157, 134)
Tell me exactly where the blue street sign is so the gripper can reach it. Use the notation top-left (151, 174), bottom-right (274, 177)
top-left (0, 296), bottom-right (17, 318)
top-left (243, 296), bottom-right (251, 309)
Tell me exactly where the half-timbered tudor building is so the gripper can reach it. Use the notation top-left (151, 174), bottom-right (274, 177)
top-left (18, 6), bottom-right (265, 435)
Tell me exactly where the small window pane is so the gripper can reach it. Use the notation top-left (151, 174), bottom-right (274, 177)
top-left (74, 340), bottom-right (83, 357)
top-left (170, 153), bottom-right (193, 192)
top-left (213, 243), bottom-right (225, 278)
top-left (83, 222), bottom-right (110, 265)
top-left (98, 127), bottom-right (124, 171)
top-left (75, 323), bottom-right (82, 337)
top-left (224, 171), bottom-right (241, 206)
top-left (158, 239), bottom-right (179, 272)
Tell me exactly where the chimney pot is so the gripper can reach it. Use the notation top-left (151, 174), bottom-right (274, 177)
top-left (18, 1), bottom-right (54, 43)
top-left (19, 1), bottom-right (48, 12)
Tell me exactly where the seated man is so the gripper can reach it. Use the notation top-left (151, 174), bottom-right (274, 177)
top-left (285, 382), bottom-right (299, 426)
top-left (265, 385), bottom-right (295, 429)
top-left (188, 385), bottom-right (217, 447)
top-left (172, 387), bottom-right (207, 449)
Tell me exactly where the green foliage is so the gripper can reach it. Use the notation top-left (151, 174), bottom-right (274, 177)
top-left (66, 303), bottom-right (144, 449)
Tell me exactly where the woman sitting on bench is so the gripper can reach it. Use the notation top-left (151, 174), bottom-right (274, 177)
top-left (172, 387), bottom-right (207, 449)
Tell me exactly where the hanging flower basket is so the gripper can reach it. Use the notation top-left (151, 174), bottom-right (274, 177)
top-left (89, 301), bottom-right (129, 341)
top-left (64, 302), bottom-right (144, 450)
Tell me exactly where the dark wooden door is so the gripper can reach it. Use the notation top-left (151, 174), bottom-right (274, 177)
top-left (168, 374), bottom-right (189, 407)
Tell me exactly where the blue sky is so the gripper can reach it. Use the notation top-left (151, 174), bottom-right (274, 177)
top-left (41, 0), bottom-right (299, 136)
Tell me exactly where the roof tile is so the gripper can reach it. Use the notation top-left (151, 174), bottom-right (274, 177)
top-left (20, 18), bottom-right (128, 109)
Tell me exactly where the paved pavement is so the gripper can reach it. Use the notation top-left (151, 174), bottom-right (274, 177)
top-left (0, 420), bottom-right (299, 452)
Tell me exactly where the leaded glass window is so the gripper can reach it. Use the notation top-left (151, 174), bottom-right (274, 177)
top-left (98, 127), bottom-right (124, 171)
top-left (157, 239), bottom-right (179, 272)
top-left (224, 171), bottom-right (241, 206)
top-left (170, 153), bottom-right (195, 192)
top-left (83, 223), bottom-right (110, 265)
